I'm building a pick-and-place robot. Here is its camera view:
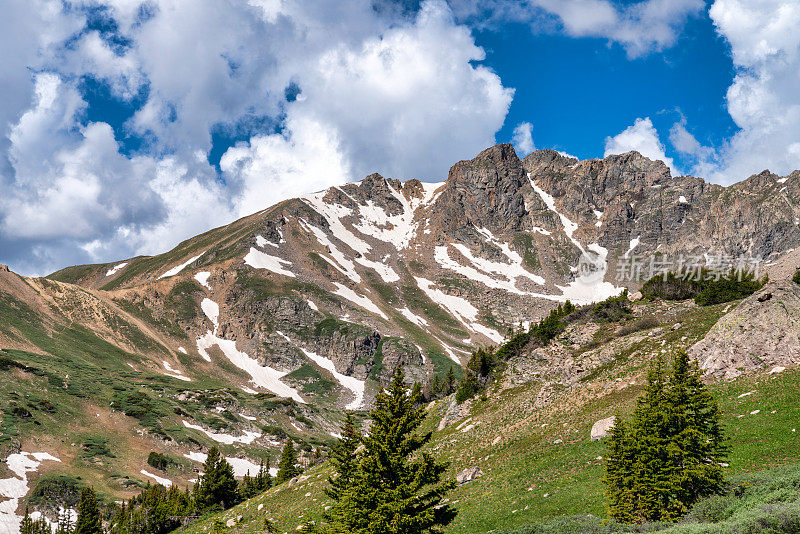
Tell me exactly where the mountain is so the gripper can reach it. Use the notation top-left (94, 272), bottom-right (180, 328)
top-left (2, 143), bottom-right (800, 531)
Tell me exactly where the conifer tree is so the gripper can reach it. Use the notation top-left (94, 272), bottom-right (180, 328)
top-left (605, 352), bottom-right (726, 523)
top-left (323, 413), bottom-right (362, 532)
top-left (196, 446), bottom-right (239, 510)
top-left (74, 487), bottom-right (103, 534)
top-left (276, 440), bottom-right (300, 484)
top-left (341, 366), bottom-right (456, 533)
top-left (445, 367), bottom-right (456, 395)
top-left (20, 508), bottom-right (34, 534)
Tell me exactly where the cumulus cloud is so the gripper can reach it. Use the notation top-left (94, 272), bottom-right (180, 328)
top-left (512, 122), bottom-right (535, 156)
top-left (450, 0), bottom-right (704, 57)
top-left (604, 117), bottom-right (676, 174)
top-left (0, 0), bottom-right (513, 274)
top-left (697, 0), bottom-right (800, 183)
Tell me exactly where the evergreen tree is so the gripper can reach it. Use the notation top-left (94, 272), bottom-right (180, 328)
top-left (196, 446), bottom-right (239, 510)
top-left (445, 367), bottom-right (456, 395)
top-left (20, 508), bottom-right (34, 534)
top-left (323, 413), bottom-right (361, 532)
top-left (342, 366), bottom-right (456, 533)
top-left (74, 487), bottom-right (103, 534)
top-left (276, 440), bottom-right (300, 484)
top-left (605, 352), bottom-right (727, 523)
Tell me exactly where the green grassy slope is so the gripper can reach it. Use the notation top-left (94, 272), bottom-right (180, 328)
top-left (178, 300), bottom-right (800, 534)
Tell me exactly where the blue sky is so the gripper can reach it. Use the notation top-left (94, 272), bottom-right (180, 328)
top-left (1, 0), bottom-right (798, 274)
top-left (484, 8), bottom-right (738, 166)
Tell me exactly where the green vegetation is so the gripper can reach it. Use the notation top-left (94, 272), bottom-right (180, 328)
top-left (641, 271), bottom-right (765, 306)
top-left (793, 269), bottom-right (800, 285)
top-left (75, 487), bottom-right (103, 534)
top-left (499, 464), bottom-right (800, 533)
top-left (165, 280), bottom-right (203, 321)
top-left (196, 446), bottom-right (239, 510)
top-left (322, 368), bottom-right (455, 533)
top-left (147, 451), bottom-right (176, 471)
top-left (276, 440), bottom-right (301, 484)
top-left (606, 352), bottom-right (726, 522)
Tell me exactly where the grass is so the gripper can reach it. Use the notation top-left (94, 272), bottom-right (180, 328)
top-left (179, 299), bottom-right (800, 534)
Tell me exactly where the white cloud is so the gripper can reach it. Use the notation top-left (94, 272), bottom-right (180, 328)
top-left (692, 0), bottom-right (800, 183)
top-left (512, 122), bottom-right (535, 155)
top-left (604, 117), bottom-right (676, 174)
top-left (221, 115), bottom-right (351, 218)
top-left (281, 0), bottom-right (513, 180)
top-left (450, 0), bottom-right (704, 57)
top-left (0, 0), bottom-right (514, 274)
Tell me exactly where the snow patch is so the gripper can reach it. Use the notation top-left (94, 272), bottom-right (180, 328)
top-left (244, 248), bottom-right (295, 278)
top-left (195, 331), bottom-right (304, 403)
top-left (332, 283), bottom-right (387, 320)
top-left (106, 262), bottom-right (128, 277)
top-left (158, 252), bottom-right (205, 279)
top-left (397, 307), bottom-right (428, 327)
top-left (298, 346), bottom-right (365, 410)
top-left (182, 420), bottom-right (262, 445)
top-left (177, 346), bottom-right (187, 354)
top-left (414, 277), bottom-right (503, 343)
top-left (201, 298), bottom-right (220, 329)
top-left (679, 195), bottom-right (688, 204)
top-left (163, 360), bottom-right (191, 382)
top-left (0, 452), bottom-right (61, 534)
top-left (194, 271), bottom-right (212, 289)
top-left (624, 236), bottom-right (640, 259)
top-left (140, 470), bottom-right (172, 487)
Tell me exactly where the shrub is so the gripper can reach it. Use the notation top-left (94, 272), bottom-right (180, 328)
top-left (616, 317), bottom-right (659, 337)
top-left (147, 451), bottom-right (173, 471)
top-left (641, 272), bottom-right (703, 300)
top-left (793, 269), bottom-right (800, 285)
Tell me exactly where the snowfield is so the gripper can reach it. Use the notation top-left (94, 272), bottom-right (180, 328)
top-left (244, 248), bottom-right (296, 278)
top-left (158, 252), bottom-right (205, 279)
top-left (140, 470), bottom-right (172, 487)
top-left (106, 262), bottom-right (128, 276)
top-left (181, 420), bottom-right (262, 445)
top-left (0, 452), bottom-right (61, 534)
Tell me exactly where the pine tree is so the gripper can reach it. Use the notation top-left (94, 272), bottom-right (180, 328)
top-left (276, 440), bottom-right (300, 484)
top-left (445, 367), bottom-right (456, 395)
top-left (20, 508), bottom-right (34, 534)
top-left (323, 413), bottom-right (362, 532)
top-left (345, 366), bottom-right (456, 533)
top-left (74, 487), bottom-right (103, 534)
top-left (196, 446), bottom-right (239, 510)
top-left (605, 352), bottom-right (727, 523)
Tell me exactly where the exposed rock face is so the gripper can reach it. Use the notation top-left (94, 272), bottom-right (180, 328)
top-left (456, 466), bottom-right (483, 484)
top-left (690, 281), bottom-right (800, 379)
top-left (436, 144), bottom-right (529, 236)
top-left (591, 416), bottom-right (617, 441)
top-left (35, 143), bottom-right (800, 410)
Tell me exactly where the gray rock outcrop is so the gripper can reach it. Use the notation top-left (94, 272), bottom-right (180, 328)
top-left (690, 281), bottom-right (800, 379)
top-left (591, 416), bottom-right (617, 441)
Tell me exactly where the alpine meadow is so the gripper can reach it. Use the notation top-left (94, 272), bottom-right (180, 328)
top-left (2, 1), bottom-right (800, 534)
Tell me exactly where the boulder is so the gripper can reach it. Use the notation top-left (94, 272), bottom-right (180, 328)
top-left (690, 281), bottom-right (800, 379)
top-left (591, 416), bottom-right (616, 441)
top-left (456, 466), bottom-right (483, 484)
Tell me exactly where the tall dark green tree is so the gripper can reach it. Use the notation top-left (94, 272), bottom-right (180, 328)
top-left (74, 487), bottom-right (103, 534)
top-left (605, 352), bottom-right (726, 523)
top-left (195, 446), bottom-right (239, 510)
top-left (335, 366), bottom-right (456, 533)
top-left (323, 413), bottom-right (362, 532)
top-left (275, 440), bottom-right (300, 484)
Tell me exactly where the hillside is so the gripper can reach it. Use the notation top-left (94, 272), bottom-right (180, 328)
top-left (178, 292), bottom-right (800, 533)
top-left (2, 143), bottom-right (800, 532)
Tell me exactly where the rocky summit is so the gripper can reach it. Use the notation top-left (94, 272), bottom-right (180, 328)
top-left (2, 143), bottom-right (800, 531)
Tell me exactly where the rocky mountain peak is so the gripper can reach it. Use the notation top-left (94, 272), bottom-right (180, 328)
top-left (434, 143), bottom-right (528, 235)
